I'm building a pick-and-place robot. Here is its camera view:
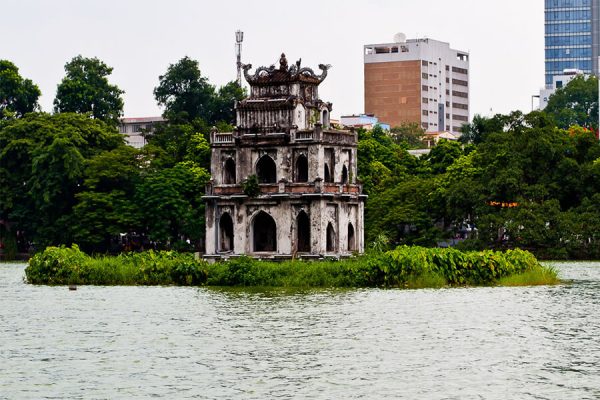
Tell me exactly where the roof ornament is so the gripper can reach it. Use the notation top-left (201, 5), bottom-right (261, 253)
top-left (279, 53), bottom-right (288, 71)
top-left (241, 55), bottom-right (331, 84)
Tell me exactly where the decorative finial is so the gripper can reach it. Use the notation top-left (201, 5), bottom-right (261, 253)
top-left (279, 53), bottom-right (288, 71)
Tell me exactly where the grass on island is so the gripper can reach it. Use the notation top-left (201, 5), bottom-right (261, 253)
top-left (497, 264), bottom-right (560, 287)
top-left (24, 244), bottom-right (560, 289)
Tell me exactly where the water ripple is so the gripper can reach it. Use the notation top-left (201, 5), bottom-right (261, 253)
top-left (1, 262), bottom-right (599, 399)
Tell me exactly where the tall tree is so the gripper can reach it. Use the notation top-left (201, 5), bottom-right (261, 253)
top-left (0, 113), bottom-right (124, 248)
top-left (390, 122), bottom-right (426, 149)
top-left (544, 75), bottom-right (598, 129)
top-left (0, 60), bottom-right (41, 119)
top-left (212, 81), bottom-right (246, 125)
top-left (153, 57), bottom-right (216, 123)
top-left (53, 56), bottom-right (124, 125)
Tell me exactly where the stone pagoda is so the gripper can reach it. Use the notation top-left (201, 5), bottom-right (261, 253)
top-left (203, 53), bottom-right (365, 259)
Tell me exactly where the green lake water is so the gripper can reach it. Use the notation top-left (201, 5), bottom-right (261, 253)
top-left (1, 262), bottom-right (599, 399)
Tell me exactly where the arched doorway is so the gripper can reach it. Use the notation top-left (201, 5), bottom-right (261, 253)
top-left (295, 154), bottom-right (308, 182)
top-left (341, 165), bottom-right (348, 184)
top-left (347, 222), bottom-right (356, 252)
top-left (219, 213), bottom-right (234, 252)
top-left (223, 158), bottom-right (236, 184)
top-left (253, 211), bottom-right (277, 252)
top-left (257, 155), bottom-right (277, 183)
top-left (326, 222), bottom-right (336, 252)
top-left (296, 210), bottom-right (310, 253)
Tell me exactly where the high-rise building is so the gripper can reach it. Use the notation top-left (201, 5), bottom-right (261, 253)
top-left (544, 0), bottom-right (599, 87)
top-left (364, 36), bottom-right (469, 134)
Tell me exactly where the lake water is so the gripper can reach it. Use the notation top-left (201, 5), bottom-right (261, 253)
top-left (1, 262), bottom-right (600, 399)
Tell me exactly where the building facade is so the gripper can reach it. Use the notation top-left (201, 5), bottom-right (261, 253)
top-left (118, 116), bottom-right (165, 148)
top-left (203, 54), bottom-right (365, 259)
top-left (544, 0), bottom-right (599, 86)
top-left (364, 36), bottom-right (469, 135)
top-left (540, 69), bottom-right (587, 108)
top-left (340, 114), bottom-right (390, 130)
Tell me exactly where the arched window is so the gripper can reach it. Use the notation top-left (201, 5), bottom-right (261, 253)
top-left (324, 164), bottom-right (331, 183)
top-left (295, 154), bottom-right (308, 182)
top-left (326, 222), bottom-right (336, 252)
top-left (297, 211), bottom-right (311, 253)
top-left (322, 110), bottom-right (330, 128)
top-left (219, 213), bottom-right (234, 252)
top-left (224, 158), bottom-right (236, 184)
top-left (257, 155), bottom-right (277, 183)
top-left (348, 222), bottom-right (356, 252)
top-left (253, 211), bottom-right (277, 252)
top-left (341, 165), bottom-right (348, 184)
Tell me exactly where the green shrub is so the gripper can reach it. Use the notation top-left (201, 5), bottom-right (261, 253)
top-left (25, 245), bottom-right (555, 288)
top-left (26, 244), bottom-right (90, 284)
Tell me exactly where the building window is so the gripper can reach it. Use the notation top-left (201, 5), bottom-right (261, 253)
top-left (296, 211), bottom-right (311, 253)
top-left (452, 91), bottom-right (469, 99)
top-left (257, 155), bottom-right (277, 183)
top-left (223, 158), bottom-right (236, 184)
top-left (453, 103), bottom-right (468, 110)
top-left (422, 97), bottom-right (429, 104)
top-left (452, 114), bottom-right (469, 122)
top-left (219, 213), bottom-right (234, 252)
top-left (326, 222), bottom-right (337, 252)
top-left (452, 66), bottom-right (468, 75)
top-left (295, 154), bottom-right (308, 183)
top-left (348, 223), bottom-right (356, 252)
top-left (422, 72), bottom-right (428, 79)
top-left (341, 165), bottom-right (348, 184)
top-left (452, 79), bottom-right (468, 86)
top-left (423, 110), bottom-right (429, 116)
top-left (422, 85), bottom-right (429, 92)
top-left (422, 60), bottom-right (428, 66)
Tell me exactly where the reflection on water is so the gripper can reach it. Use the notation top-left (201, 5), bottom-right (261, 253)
top-left (1, 262), bottom-right (599, 399)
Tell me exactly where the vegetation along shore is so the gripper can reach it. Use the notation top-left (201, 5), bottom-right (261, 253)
top-left (25, 245), bottom-right (559, 288)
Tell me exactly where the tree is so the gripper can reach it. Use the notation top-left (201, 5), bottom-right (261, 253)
top-left (136, 162), bottom-right (210, 249)
top-left (424, 139), bottom-right (464, 174)
top-left (54, 56), bottom-right (124, 125)
top-left (544, 75), bottom-right (598, 129)
top-left (390, 122), bottom-right (426, 148)
top-left (212, 81), bottom-right (246, 125)
top-left (154, 57), bottom-right (216, 123)
top-left (71, 146), bottom-right (143, 252)
top-left (0, 113), bottom-right (124, 248)
top-left (0, 60), bottom-right (41, 119)
top-left (459, 113), bottom-right (511, 145)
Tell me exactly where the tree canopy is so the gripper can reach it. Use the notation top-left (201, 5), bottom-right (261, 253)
top-left (153, 56), bottom-right (245, 124)
top-left (53, 56), bottom-right (124, 125)
top-left (544, 75), bottom-right (598, 130)
top-left (0, 60), bottom-right (41, 119)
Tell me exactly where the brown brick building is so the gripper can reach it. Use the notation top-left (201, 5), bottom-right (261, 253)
top-left (364, 37), bottom-right (469, 134)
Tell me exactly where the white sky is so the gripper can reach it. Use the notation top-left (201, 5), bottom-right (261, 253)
top-left (2, 0), bottom-right (544, 120)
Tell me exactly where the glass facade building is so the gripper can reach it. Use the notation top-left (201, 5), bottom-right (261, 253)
top-left (544, 0), bottom-right (599, 86)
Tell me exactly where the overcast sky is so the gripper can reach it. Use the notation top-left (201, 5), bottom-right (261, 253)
top-left (2, 0), bottom-right (543, 120)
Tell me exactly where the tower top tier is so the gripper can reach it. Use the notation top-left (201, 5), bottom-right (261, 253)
top-left (243, 53), bottom-right (331, 91)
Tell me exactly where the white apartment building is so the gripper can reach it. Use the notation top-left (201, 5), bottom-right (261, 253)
top-left (364, 35), bottom-right (470, 134)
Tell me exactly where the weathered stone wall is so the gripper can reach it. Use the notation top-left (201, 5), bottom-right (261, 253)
top-left (204, 196), bottom-right (363, 257)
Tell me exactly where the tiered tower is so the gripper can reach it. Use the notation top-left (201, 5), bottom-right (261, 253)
top-left (203, 54), bottom-right (365, 259)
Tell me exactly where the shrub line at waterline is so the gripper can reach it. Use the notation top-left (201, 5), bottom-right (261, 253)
top-left (24, 245), bottom-right (559, 288)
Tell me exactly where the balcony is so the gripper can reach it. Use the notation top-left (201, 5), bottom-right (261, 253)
top-left (207, 181), bottom-right (362, 197)
top-left (211, 132), bottom-right (234, 144)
